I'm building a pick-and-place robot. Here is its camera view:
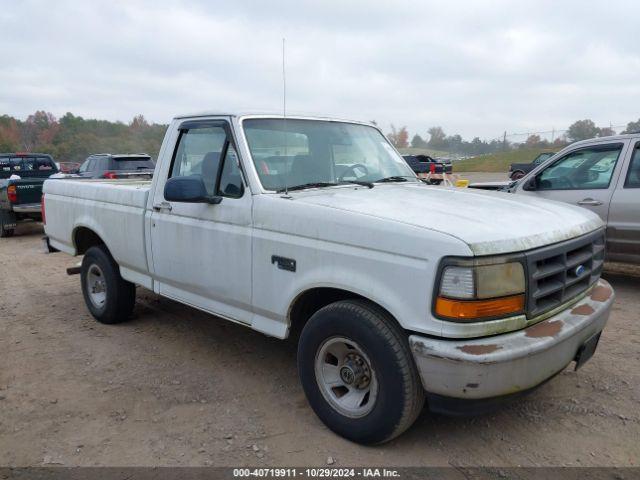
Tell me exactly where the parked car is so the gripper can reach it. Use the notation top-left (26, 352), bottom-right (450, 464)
top-left (77, 153), bottom-right (155, 179)
top-left (43, 112), bottom-right (613, 444)
top-left (509, 152), bottom-right (556, 180)
top-left (57, 161), bottom-right (81, 174)
top-left (402, 154), bottom-right (452, 184)
top-left (0, 153), bottom-right (59, 237)
top-left (512, 133), bottom-right (640, 264)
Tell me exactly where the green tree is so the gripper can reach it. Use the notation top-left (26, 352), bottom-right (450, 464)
top-left (597, 127), bottom-right (615, 137)
top-left (567, 119), bottom-right (600, 142)
top-left (410, 134), bottom-right (428, 148)
top-left (0, 111), bottom-right (168, 162)
top-left (427, 126), bottom-right (447, 150)
top-left (622, 119), bottom-right (640, 134)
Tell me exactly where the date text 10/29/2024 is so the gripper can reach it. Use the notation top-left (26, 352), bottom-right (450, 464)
top-left (233, 468), bottom-right (400, 478)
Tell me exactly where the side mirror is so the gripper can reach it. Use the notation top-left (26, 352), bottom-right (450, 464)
top-left (164, 176), bottom-right (222, 204)
top-left (522, 176), bottom-right (537, 191)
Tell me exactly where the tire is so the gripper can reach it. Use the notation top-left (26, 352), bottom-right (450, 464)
top-left (81, 245), bottom-right (136, 324)
top-left (0, 226), bottom-right (14, 238)
top-left (298, 300), bottom-right (425, 444)
top-left (510, 170), bottom-right (525, 180)
top-left (0, 214), bottom-right (15, 238)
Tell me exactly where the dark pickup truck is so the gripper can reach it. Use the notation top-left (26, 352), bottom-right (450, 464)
top-left (402, 155), bottom-right (453, 185)
top-left (0, 153), bottom-right (58, 237)
top-left (509, 152), bottom-right (556, 180)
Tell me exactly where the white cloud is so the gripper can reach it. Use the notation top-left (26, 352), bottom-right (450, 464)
top-left (1, 0), bottom-right (639, 140)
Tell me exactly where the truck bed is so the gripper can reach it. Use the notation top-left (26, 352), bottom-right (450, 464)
top-left (44, 179), bottom-right (152, 283)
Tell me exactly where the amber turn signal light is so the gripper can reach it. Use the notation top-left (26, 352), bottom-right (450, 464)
top-left (435, 294), bottom-right (525, 322)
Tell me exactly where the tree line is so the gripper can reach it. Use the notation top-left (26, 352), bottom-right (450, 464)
top-left (0, 111), bottom-right (167, 162)
top-left (2, 111), bottom-right (639, 161)
top-left (386, 118), bottom-right (640, 155)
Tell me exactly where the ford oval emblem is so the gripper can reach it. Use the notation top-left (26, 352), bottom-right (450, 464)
top-left (574, 265), bottom-right (586, 277)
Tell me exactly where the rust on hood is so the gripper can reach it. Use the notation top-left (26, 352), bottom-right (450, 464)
top-left (591, 285), bottom-right (612, 302)
top-left (457, 344), bottom-right (502, 355)
top-left (571, 304), bottom-right (595, 316)
top-left (525, 319), bottom-right (563, 338)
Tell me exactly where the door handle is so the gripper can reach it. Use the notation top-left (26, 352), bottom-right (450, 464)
top-left (153, 201), bottom-right (172, 212)
top-left (577, 198), bottom-right (603, 206)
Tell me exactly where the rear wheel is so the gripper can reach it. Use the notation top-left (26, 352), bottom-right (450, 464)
top-left (0, 225), bottom-right (14, 238)
top-left (81, 245), bottom-right (136, 324)
top-left (298, 300), bottom-right (425, 444)
top-left (0, 214), bottom-right (15, 238)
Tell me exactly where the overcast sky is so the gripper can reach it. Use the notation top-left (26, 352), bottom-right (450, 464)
top-left (1, 0), bottom-right (639, 140)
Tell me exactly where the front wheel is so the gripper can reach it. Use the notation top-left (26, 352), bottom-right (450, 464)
top-left (81, 245), bottom-right (136, 324)
top-left (298, 300), bottom-right (425, 444)
top-left (510, 170), bottom-right (525, 180)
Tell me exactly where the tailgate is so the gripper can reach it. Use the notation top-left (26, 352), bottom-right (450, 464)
top-left (11, 179), bottom-right (45, 205)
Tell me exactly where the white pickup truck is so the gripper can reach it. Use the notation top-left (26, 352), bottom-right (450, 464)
top-left (43, 112), bottom-right (615, 444)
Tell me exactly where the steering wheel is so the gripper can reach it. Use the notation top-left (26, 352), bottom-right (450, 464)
top-left (338, 163), bottom-right (369, 181)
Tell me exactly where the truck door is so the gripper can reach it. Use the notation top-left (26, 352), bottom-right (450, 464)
top-left (518, 142), bottom-right (628, 221)
top-left (608, 140), bottom-right (640, 263)
top-left (149, 120), bottom-right (253, 324)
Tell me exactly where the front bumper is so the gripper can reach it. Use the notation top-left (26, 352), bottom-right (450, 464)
top-left (409, 279), bottom-right (614, 406)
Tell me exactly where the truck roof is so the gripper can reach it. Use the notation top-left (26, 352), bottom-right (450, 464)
top-left (0, 152), bottom-right (53, 157)
top-left (172, 111), bottom-right (374, 126)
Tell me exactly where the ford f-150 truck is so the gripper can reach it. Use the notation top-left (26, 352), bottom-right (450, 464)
top-left (1, 153), bottom-right (59, 237)
top-left (43, 112), bottom-right (615, 444)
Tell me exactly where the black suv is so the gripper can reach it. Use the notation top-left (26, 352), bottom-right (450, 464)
top-left (77, 153), bottom-right (155, 179)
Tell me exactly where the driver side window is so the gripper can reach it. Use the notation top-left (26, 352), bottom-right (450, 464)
top-left (536, 144), bottom-right (622, 191)
top-left (170, 124), bottom-right (244, 199)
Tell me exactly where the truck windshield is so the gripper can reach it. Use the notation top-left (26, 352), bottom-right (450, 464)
top-left (0, 156), bottom-right (58, 178)
top-left (243, 119), bottom-right (417, 191)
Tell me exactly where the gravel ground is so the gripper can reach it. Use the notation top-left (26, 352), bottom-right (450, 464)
top-left (0, 222), bottom-right (639, 467)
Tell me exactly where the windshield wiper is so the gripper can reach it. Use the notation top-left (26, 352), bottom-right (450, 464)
top-left (338, 180), bottom-right (374, 188)
top-left (374, 176), bottom-right (413, 183)
top-left (276, 180), bottom-right (374, 193)
top-left (277, 182), bottom-right (337, 193)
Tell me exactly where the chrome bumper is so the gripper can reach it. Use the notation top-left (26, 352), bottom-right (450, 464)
top-left (12, 203), bottom-right (41, 214)
top-left (409, 279), bottom-right (614, 401)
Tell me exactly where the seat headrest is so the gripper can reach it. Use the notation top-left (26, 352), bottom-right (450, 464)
top-left (202, 152), bottom-right (220, 177)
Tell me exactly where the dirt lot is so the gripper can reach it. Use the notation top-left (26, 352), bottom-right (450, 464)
top-left (1, 223), bottom-right (639, 467)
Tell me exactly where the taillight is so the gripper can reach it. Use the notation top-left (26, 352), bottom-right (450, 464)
top-left (7, 185), bottom-right (17, 203)
top-left (41, 193), bottom-right (46, 225)
top-left (103, 171), bottom-right (117, 179)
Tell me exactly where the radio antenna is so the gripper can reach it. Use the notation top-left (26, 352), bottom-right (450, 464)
top-left (282, 37), bottom-right (290, 197)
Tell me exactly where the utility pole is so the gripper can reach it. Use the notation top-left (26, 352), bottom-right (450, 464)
top-left (503, 131), bottom-right (507, 150)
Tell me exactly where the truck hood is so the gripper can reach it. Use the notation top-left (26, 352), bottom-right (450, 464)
top-left (290, 183), bottom-right (603, 255)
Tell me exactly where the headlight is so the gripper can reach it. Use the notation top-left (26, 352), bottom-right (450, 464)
top-left (435, 258), bottom-right (525, 322)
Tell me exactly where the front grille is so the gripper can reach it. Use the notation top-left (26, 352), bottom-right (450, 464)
top-left (525, 229), bottom-right (605, 318)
